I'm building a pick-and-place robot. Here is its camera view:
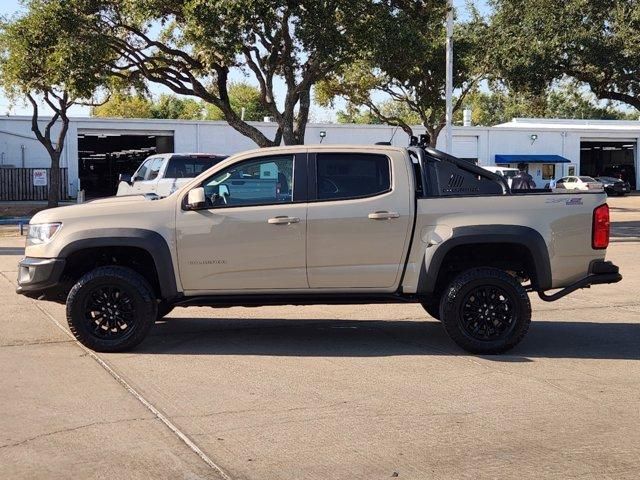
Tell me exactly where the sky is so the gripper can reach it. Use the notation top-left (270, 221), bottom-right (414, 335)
top-left (0, 0), bottom-right (490, 120)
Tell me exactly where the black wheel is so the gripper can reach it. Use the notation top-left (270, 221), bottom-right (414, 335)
top-left (439, 267), bottom-right (531, 354)
top-left (157, 301), bottom-right (174, 320)
top-left (420, 300), bottom-right (441, 320)
top-left (66, 266), bottom-right (157, 352)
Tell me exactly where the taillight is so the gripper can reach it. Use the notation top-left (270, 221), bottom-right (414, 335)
top-left (592, 204), bottom-right (610, 249)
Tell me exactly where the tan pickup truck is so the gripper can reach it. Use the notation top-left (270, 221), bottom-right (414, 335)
top-left (17, 145), bottom-right (621, 354)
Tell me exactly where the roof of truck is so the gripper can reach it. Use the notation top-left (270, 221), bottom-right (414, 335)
top-left (236, 144), bottom-right (408, 156)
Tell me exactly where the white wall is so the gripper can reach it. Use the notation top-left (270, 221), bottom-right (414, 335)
top-left (1, 115), bottom-right (639, 198)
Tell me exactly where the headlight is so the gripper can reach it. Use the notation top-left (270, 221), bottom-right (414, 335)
top-left (27, 223), bottom-right (62, 246)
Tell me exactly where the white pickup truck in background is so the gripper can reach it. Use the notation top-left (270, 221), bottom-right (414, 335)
top-left (116, 153), bottom-right (227, 197)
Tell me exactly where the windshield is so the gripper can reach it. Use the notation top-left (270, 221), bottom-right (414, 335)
top-left (166, 155), bottom-right (227, 178)
top-left (597, 176), bottom-right (620, 182)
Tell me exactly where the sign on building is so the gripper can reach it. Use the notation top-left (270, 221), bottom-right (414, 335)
top-left (33, 169), bottom-right (48, 187)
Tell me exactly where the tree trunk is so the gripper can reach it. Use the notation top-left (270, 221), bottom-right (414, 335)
top-left (48, 152), bottom-right (61, 208)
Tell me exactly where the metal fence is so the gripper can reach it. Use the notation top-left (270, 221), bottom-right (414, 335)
top-left (0, 167), bottom-right (68, 201)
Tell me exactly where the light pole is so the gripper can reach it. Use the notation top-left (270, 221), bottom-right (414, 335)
top-left (445, 0), bottom-right (454, 153)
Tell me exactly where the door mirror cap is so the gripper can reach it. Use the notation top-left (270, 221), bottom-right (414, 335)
top-left (186, 187), bottom-right (206, 210)
top-left (119, 173), bottom-right (132, 185)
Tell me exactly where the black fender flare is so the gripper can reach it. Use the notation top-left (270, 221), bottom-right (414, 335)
top-left (57, 228), bottom-right (178, 299)
top-left (417, 225), bottom-right (552, 293)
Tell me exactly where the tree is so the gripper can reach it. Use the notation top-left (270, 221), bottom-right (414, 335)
top-left (92, 92), bottom-right (153, 118)
top-left (457, 85), bottom-right (638, 126)
top-left (0, 0), bottom-right (113, 206)
top-left (82, 0), bottom-right (378, 146)
top-left (487, 0), bottom-right (640, 112)
top-left (204, 83), bottom-right (271, 122)
top-left (316, 2), bottom-right (489, 146)
top-left (152, 94), bottom-right (203, 120)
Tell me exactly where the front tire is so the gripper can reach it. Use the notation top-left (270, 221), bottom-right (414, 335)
top-left (439, 267), bottom-right (531, 354)
top-left (66, 266), bottom-right (157, 352)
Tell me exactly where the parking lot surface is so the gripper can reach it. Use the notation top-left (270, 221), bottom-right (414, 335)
top-left (1, 196), bottom-right (640, 479)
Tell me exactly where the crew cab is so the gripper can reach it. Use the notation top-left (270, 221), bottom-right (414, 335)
top-left (117, 153), bottom-right (227, 197)
top-left (17, 145), bottom-right (621, 354)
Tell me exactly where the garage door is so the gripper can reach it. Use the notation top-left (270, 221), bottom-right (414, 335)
top-left (452, 136), bottom-right (478, 161)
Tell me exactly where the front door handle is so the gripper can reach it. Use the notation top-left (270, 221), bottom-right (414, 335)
top-left (368, 211), bottom-right (400, 220)
top-left (268, 216), bottom-right (300, 225)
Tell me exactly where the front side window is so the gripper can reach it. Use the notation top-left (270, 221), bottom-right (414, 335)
top-left (316, 153), bottom-right (391, 200)
top-left (147, 158), bottom-right (164, 180)
top-left (134, 158), bottom-right (154, 181)
top-left (202, 155), bottom-right (294, 207)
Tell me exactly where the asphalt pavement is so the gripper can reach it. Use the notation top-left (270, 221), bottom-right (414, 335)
top-left (1, 196), bottom-right (639, 479)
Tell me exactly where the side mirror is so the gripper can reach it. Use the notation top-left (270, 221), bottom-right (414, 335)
top-left (186, 187), bottom-right (206, 210)
top-left (119, 173), bottom-right (132, 185)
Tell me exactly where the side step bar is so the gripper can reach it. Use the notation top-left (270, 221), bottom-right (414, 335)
top-left (538, 260), bottom-right (622, 302)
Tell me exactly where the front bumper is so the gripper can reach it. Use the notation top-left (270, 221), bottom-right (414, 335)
top-left (538, 260), bottom-right (622, 302)
top-left (16, 257), bottom-right (66, 298)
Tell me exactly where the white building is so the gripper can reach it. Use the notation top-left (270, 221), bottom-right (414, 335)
top-left (0, 116), bottom-right (638, 198)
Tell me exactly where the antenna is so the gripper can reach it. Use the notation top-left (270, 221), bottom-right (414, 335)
top-left (388, 125), bottom-right (399, 144)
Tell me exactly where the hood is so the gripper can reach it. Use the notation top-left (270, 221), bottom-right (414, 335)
top-left (86, 194), bottom-right (156, 205)
top-left (30, 195), bottom-right (160, 224)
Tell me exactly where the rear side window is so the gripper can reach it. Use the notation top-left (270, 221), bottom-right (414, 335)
top-left (316, 153), bottom-right (391, 200)
top-left (166, 155), bottom-right (227, 178)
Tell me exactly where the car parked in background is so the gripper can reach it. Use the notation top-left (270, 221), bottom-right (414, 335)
top-left (117, 153), bottom-right (227, 197)
top-left (555, 176), bottom-right (603, 192)
top-left (595, 176), bottom-right (631, 196)
top-left (482, 166), bottom-right (520, 187)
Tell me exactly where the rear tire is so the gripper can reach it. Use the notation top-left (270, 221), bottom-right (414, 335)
top-left (439, 267), bottom-right (531, 354)
top-left (66, 266), bottom-right (157, 352)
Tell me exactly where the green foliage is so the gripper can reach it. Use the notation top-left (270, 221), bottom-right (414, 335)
top-left (487, 0), bottom-right (640, 111)
top-left (335, 101), bottom-right (420, 125)
top-left (0, 0), bottom-right (115, 206)
top-left (0, 0), bottom-right (112, 100)
top-left (93, 85), bottom-right (270, 121)
top-left (92, 93), bottom-right (153, 118)
top-left (152, 94), bottom-right (203, 120)
top-left (203, 83), bottom-right (270, 121)
top-left (85, 0), bottom-right (381, 145)
top-left (317, 2), bottom-right (490, 145)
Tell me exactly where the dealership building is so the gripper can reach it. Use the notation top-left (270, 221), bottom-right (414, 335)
top-left (0, 115), bottom-right (638, 199)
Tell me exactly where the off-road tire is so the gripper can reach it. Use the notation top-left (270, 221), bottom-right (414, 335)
top-left (66, 266), bottom-right (157, 352)
top-left (440, 267), bottom-right (531, 354)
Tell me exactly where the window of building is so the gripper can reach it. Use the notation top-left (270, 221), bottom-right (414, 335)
top-left (542, 164), bottom-right (555, 180)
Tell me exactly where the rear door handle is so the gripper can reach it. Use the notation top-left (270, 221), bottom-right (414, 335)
top-left (368, 211), bottom-right (400, 220)
top-left (268, 216), bottom-right (300, 225)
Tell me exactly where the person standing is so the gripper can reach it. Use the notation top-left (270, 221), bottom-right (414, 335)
top-left (511, 163), bottom-right (537, 189)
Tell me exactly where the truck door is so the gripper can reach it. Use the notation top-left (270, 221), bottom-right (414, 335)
top-left (306, 151), bottom-right (413, 290)
top-left (176, 153), bottom-right (308, 292)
